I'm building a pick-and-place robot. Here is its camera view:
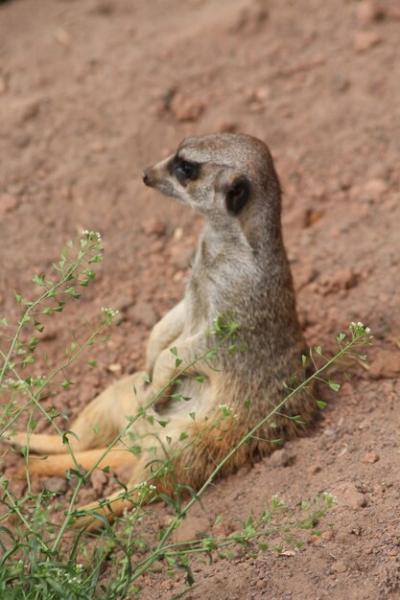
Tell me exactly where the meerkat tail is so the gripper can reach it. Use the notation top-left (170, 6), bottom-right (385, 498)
top-left (18, 447), bottom-right (139, 478)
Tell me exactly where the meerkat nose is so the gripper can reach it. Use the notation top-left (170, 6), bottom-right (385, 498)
top-left (143, 171), bottom-right (151, 186)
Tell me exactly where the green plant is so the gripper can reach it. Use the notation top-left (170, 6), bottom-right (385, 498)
top-left (0, 233), bottom-right (372, 599)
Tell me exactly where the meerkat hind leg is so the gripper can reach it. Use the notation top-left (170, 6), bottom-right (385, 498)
top-left (21, 447), bottom-right (139, 478)
top-left (5, 372), bottom-right (148, 455)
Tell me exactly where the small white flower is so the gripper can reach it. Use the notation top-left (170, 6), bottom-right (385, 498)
top-left (101, 307), bottom-right (120, 320)
top-left (81, 230), bottom-right (102, 243)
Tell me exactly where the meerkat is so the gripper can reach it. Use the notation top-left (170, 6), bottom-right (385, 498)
top-left (7, 133), bottom-right (315, 530)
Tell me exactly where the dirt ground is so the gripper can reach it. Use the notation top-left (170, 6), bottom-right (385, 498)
top-left (1, 0), bottom-right (400, 598)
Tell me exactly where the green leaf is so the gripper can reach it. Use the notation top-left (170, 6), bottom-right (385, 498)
top-left (34, 320), bottom-right (44, 332)
top-left (328, 381), bottom-right (341, 392)
top-left (316, 400), bottom-right (327, 409)
top-left (65, 287), bottom-right (81, 300)
top-left (32, 274), bottom-right (46, 287)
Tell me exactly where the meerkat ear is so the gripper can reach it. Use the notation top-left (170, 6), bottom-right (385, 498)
top-left (225, 176), bottom-right (251, 216)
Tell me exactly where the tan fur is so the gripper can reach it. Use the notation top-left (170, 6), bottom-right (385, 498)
top-left (7, 134), bottom-right (315, 530)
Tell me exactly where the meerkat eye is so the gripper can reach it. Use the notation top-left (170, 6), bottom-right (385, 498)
top-left (171, 156), bottom-right (200, 183)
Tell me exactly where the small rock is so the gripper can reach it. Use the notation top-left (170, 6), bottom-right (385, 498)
top-left (173, 227), bottom-right (183, 241)
top-left (387, 4), bottom-right (400, 21)
top-left (356, 1), bottom-right (385, 26)
top-left (170, 247), bottom-right (193, 271)
top-left (217, 120), bottom-right (239, 133)
top-left (361, 178), bottom-right (388, 201)
top-left (19, 99), bottom-right (41, 123)
top-left (0, 75), bottom-right (7, 95)
top-left (90, 468), bottom-right (108, 495)
top-left (304, 208), bottom-right (325, 227)
top-left (130, 301), bottom-right (157, 328)
top-left (362, 451), bottom-right (380, 464)
top-left (43, 477), bottom-right (68, 494)
top-left (172, 514), bottom-right (210, 543)
top-left (54, 28), bottom-right (72, 47)
top-left (332, 560), bottom-right (347, 573)
top-left (113, 295), bottom-right (135, 313)
top-left (320, 268), bottom-right (359, 295)
top-left (310, 464), bottom-right (322, 475)
top-left (353, 30), bottom-right (382, 52)
top-left (0, 194), bottom-right (19, 217)
top-left (169, 92), bottom-right (205, 122)
top-left (279, 549), bottom-right (296, 557)
top-left (269, 448), bottom-right (295, 468)
top-left (90, 0), bottom-right (114, 15)
top-left (108, 363), bottom-right (122, 373)
top-left (90, 140), bottom-right (106, 153)
top-left (14, 132), bottom-right (31, 148)
top-left (142, 218), bottom-right (167, 237)
top-left (230, 2), bottom-right (269, 34)
top-left (333, 482), bottom-right (367, 509)
top-left (294, 264), bottom-right (318, 291)
top-left (370, 349), bottom-right (400, 379)
top-left (320, 530), bottom-right (334, 542)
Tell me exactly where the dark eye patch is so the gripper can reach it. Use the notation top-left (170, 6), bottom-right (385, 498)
top-left (225, 176), bottom-right (251, 216)
top-left (169, 155), bottom-right (201, 184)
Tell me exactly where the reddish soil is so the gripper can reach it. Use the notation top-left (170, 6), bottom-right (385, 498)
top-left (1, 0), bottom-right (400, 598)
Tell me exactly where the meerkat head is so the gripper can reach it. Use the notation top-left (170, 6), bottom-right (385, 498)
top-left (143, 133), bottom-right (282, 237)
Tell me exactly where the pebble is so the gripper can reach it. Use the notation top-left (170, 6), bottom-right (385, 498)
top-left (90, 468), bottom-right (108, 495)
top-left (269, 448), bottom-right (295, 468)
top-left (230, 3), bottom-right (269, 34)
top-left (332, 560), bottom-right (347, 573)
top-left (169, 92), bottom-right (205, 122)
top-left (107, 363), bottom-right (122, 373)
top-left (142, 218), bottom-right (167, 237)
top-left (356, 1), bottom-right (385, 26)
top-left (43, 477), bottom-right (68, 494)
top-left (320, 268), bottom-right (359, 295)
top-left (333, 482), bottom-right (367, 509)
top-left (362, 451), bottom-right (380, 464)
top-left (89, 0), bottom-right (114, 15)
top-left (361, 178), bottom-right (388, 202)
top-left (54, 28), bottom-right (72, 47)
top-left (130, 301), bottom-right (158, 328)
top-left (353, 31), bottom-right (382, 52)
top-left (370, 349), bottom-right (400, 379)
top-left (170, 247), bottom-right (193, 271)
top-left (0, 194), bottom-right (19, 217)
top-left (217, 120), bottom-right (239, 133)
top-left (0, 75), bottom-right (6, 95)
top-left (310, 464), bottom-right (322, 475)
